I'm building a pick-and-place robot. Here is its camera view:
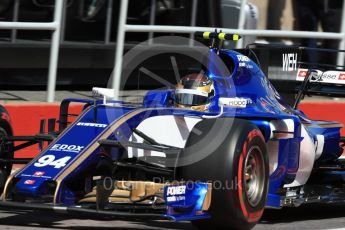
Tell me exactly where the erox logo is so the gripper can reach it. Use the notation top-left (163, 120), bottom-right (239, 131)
top-left (51, 144), bottom-right (84, 153)
top-left (76, 122), bottom-right (107, 128)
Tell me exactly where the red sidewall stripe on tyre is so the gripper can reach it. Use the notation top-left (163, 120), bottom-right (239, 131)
top-left (237, 129), bottom-right (265, 223)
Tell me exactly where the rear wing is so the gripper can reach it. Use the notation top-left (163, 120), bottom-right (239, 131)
top-left (244, 44), bottom-right (345, 107)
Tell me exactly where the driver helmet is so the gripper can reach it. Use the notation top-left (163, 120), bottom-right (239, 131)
top-left (174, 73), bottom-right (214, 111)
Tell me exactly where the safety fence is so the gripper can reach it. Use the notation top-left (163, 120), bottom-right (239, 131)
top-left (0, 0), bottom-right (344, 101)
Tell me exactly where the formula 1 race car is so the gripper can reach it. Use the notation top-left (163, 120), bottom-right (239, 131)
top-left (0, 32), bottom-right (345, 230)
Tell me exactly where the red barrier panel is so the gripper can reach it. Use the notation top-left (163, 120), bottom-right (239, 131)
top-left (4, 103), bottom-right (82, 158)
top-left (3, 101), bottom-right (345, 158)
top-left (299, 102), bottom-right (345, 135)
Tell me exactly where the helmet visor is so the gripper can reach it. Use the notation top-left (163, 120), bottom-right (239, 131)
top-left (175, 93), bottom-right (208, 106)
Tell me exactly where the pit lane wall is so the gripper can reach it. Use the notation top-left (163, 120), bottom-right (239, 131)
top-left (3, 101), bottom-right (344, 158)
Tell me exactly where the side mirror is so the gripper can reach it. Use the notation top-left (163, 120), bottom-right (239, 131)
top-left (92, 87), bottom-right (116, 104)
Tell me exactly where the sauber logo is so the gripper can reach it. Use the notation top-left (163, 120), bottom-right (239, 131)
top-left (24, 180), bottom-right (36, 185)
top-left (77, 122), bottom-right (107, 128)
top-left (51, 144), bottom-right (84, 153)
top-left (282, 53), bottom-right (298, 71)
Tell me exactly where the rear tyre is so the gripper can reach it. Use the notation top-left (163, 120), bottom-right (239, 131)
top-left (176, 118), bottom-right (268, 230)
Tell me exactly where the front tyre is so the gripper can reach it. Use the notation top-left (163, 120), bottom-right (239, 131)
top-left (176, 119), bottom-right (268, 230)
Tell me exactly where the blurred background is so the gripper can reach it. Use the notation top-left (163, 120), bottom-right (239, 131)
top-left (0, 0), bottom-right (343, 102)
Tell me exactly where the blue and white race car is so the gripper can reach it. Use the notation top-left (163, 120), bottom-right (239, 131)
top-left (0, 32), bottom-right (344, 230)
